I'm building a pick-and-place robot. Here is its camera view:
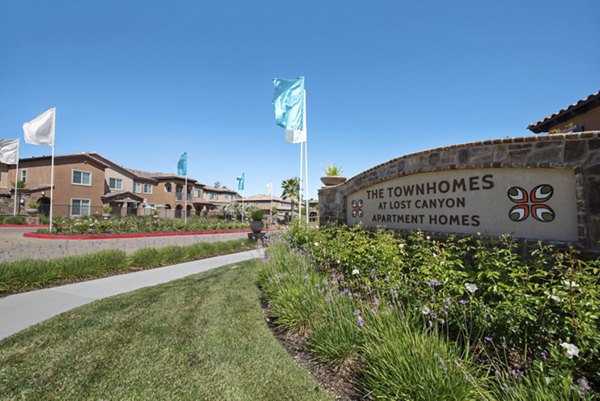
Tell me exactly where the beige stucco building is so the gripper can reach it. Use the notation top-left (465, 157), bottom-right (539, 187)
top-left (528, 91), bottom-right (600, 134)
top-left (0, 152), bottom-right (235, 219)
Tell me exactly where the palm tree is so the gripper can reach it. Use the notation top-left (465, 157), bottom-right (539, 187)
top-left (281, 177), bottom-right (300, 221)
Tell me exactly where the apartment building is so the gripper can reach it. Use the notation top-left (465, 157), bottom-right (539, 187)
top-left (242, 194), bottom-right (292, 222)
top-left (0, 152), bottom-right (231, 218)
top-left (127, 169), bottom-right (212, 218)
top-left (202, 186), bottom-right (241, 208)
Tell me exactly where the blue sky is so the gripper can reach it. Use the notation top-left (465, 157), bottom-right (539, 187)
top-left (1, 0), bottom-right (599, 198)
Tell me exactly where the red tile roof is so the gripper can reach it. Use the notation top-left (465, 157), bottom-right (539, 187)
top-left (528, 91), bottom-right (600, 133)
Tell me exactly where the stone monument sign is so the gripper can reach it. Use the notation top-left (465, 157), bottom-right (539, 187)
top-left (319, 132), bottom-right (600, 252)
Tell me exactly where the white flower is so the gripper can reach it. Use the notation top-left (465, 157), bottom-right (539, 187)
top-left (426, 236), bottom-right (431, 240)
top-left (560, 342), bottom-right (579, 359)
top-left (465, 283), bottom-right (478, 293)
top-left (563, 281), bottom-right (579, 290)
top-left (314, 242), bottom-right (319, 247)
top-left (352, 269), bottom-right (359, 275)
top-left (399, 243), bottom-right (406, 249)
top-left (336, 260), bottom-right (341, 264)
top-left (550, 294), bottom-right (561, 303)
top-left (421, 306), bottom-right (431, 315)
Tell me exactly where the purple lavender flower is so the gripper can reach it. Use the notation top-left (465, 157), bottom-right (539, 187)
top-left (577, 377), bottom-right (591, 395)
top-left (509, 369), bottom-right (524, 379)
top-left (484, 336), bottom-right (493, 342)
top-left (540, 350), bottom-right (548, 360)
top-left (384, 276), bottom-right (390, 282)
top-left (353, 309), bottom-right (361, 316)
top-left (438, 356), bottom-right (448, 373)
top-left (426, 280), bottom-right (441, 287)
top-left (371, 307), bottom-right (378, 315)
top-left (459, 299), bottom-right (468, 305)
top-left (357, 316), bottom-right (364, 327)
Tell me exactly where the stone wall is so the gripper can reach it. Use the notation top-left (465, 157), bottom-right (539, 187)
top-left (319, 131), bottom-right (600, 251)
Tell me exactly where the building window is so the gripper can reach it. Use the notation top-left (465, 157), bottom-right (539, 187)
top-left (194, 188), bottom-right (201, 197)
top-left (209, 193), bottom-right (218, 200)
top-left (134, 182), bottom-right (142, 193)
top-left (72, 170), bottom-right (91, 186)
top-left (143, 183), bottom-right (153, 194)
top-left (109, 178), bottom-right (123, 190)
top-left (165, 183), bottom-right (172, 192)
top-left (71, 199), bottom-right (91, 216)
top-left (20, 169), bottom-right (27, 184)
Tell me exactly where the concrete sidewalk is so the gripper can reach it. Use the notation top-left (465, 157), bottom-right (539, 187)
top-left (0, 248), bottom-right (264, 341)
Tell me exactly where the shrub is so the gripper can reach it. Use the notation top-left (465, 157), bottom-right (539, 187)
top-left (250, 208), bottom-right (265, 222)
top-left (282, 225), bottom-right (600, 394)
top-left (128, 248), bottom-right (162, 268)
top-left (308, 293), bottom-right (360, 366)
top-left (39, 215), bottom-right (246, 235)
top-left (360, 308), bottom-right (489, 401)
top-left (2, 216), bottom-right (26, 225)
top-left (259, 243), bottom-right (326, 336)
top-left (0, 238), bottom-right (254, 295)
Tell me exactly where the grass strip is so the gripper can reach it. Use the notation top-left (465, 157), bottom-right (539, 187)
top-left (0, 239), bottom-right (254, 296)
top-left (0, 260), bottom-right (333, 401)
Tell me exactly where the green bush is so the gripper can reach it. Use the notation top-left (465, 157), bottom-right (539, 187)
top-left (0, 239), bottom-right (253, 295)
top-left (259, 243), bottom-right (326, 336)
top-left (0, 250), bottom-right (127, 294)
top-left (279, 225), bottom-right (600, 396)
top-left (360, 308), bottom-right (489, 401)
top-left (40, 215), bottom-right (246, 235)
top-left (2, 215), bottom-right (26, 225)
top-left (128, 248), bottom-right (162, 268)
top-left (308, 294), bottom-right (360, 365)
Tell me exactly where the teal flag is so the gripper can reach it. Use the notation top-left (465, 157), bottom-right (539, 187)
top-left (236, 173), bottom-right (245, 191)
top-left (272, 77), bottom-right (304, 131)
top-left (177, 152), bottom-right (187, 176)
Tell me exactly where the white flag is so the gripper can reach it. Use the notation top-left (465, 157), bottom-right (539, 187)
top-left (285, 129), bottom-right (306, 144)
top-left (0, 138), bottom-right (19, 164)
top-left (23, 108), bottom-right (55, 146)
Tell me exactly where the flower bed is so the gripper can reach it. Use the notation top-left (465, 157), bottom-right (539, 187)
top-left (38, 216), bottom-right (247, 235)
top-left (259, 225), bottom-right (599, 399)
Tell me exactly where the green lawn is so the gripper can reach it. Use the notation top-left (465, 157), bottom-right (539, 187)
top-left (0, 260), bottom-right (333, 401)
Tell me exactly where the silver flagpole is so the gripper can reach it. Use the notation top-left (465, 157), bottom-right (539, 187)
top-left (49, 144), bottom-right (55, 232)
top-left (184, 175), bottom-right (188, 223)
top-left (13, 139), bottom-right (20, 216)
top-left (299, 141), bottom-right (303, 223)
top-left (303, 90), bottom-right (309, 225)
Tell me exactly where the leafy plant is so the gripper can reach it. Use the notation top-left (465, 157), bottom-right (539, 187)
top-left (279, 225), bottom-right (600, 394)
top-left (250, 208), bottom-right (265, 222)
top-left (2, 216), bottom-right (26, 225)
top-left (323, 163), bottom-right (342, 177)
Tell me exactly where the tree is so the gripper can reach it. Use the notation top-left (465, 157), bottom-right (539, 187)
top-left (281, 177), bottom-right (300, 221)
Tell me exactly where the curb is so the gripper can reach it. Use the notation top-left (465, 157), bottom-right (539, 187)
top-left (23, 229), bottom-right (274, 240)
